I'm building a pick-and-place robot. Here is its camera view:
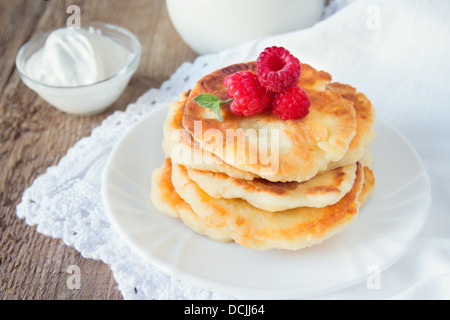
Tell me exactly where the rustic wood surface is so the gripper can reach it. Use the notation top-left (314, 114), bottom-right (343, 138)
top-left (0, 0), bottom-right (197, 300)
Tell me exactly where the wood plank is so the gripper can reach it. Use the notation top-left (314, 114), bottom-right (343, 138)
top-left (0, 0), bottom-right (197, 300)
top-left (0, 0), bottom-right (47, 95)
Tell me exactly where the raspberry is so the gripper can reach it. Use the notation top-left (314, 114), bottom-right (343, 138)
top-left (272, 86), bottom-right (310, 120)
top-left (256, 46), bottom-right (302, 93)
top-left (224, 71), bottom-right (274, 116)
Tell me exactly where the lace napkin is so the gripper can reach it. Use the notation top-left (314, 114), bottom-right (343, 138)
top-left (17, 0), bottom-right (450, 300)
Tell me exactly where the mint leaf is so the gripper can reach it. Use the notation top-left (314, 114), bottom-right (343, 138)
top-left (193, 94), bottom-right (233, 121)
top-left (194, 94), bottom-right (221, 110)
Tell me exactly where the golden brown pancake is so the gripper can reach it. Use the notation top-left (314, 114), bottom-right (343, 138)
top-left (186, 163), bottom-right (357, 211)
top-left (169, 160), bottom-right (375, 251)
top-left (324, 82), bottom-right (376, 170)
top-left (182, 62), bottom-right (357, 182)
top-left (163, 82), bottom-right (375, 182)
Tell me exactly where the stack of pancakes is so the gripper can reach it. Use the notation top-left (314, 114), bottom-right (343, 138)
top-left (151, 62), bottom-right (376, 251)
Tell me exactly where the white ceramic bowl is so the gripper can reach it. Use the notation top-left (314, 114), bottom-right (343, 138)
top-left (166, 0), bottom-right (326, 55)
top-left (16, 22), bottom-right (141, 116)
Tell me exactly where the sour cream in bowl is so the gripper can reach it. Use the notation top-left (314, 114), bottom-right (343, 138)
top-left (16, 22), bottom-right (141, 116)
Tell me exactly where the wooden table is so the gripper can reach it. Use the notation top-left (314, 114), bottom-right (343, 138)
top-left (0, 0), bottom-right (197, 300)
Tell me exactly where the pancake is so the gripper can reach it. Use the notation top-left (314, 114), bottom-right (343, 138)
top-left (182, 62), bottom-right (357, 182)
top-left (170, 160), bottom-right (375, 251)
top-left (163, 83), bottom-right (374, 182)
top-left (324, 82), bottom-right (376, 170)
top-left (150, 158), bottom-right (232, 242)
top-left (186, 163), bottom-right (357, 212)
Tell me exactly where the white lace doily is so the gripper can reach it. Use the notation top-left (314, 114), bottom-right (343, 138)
top-left (16, 1), bottom-right (360, 300)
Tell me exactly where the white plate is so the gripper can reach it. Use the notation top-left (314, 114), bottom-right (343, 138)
top-left (101, 106), bottom-right (431, 299)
